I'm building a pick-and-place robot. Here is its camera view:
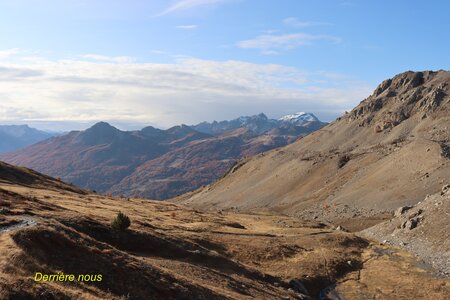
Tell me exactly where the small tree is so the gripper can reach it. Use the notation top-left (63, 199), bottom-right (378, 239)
top-left (111, 211), bottom-right (131, 230)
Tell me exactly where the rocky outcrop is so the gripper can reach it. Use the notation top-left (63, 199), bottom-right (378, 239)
top-left (361, 185), bottom-right (450, 277)
top-left (349, 71), bottom-right (449, 132)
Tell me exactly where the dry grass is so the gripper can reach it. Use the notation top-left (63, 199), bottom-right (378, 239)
top-left (0, 180), bottom-right (448, 299)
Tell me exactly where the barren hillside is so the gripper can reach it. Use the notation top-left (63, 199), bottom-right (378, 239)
top-left (176, 71), bottom-right (450, 229)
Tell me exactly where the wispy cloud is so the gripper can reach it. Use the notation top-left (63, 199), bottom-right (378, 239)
top-left (156, 0), bottom-right (231, 16)
top-left (80, 54), bottom-right (135, 63)
top-left (283, 17), bottom-right (332, 28)
top-left (150, 50), bottom-right (167, 55)
top-left (238, 33), bottom-right (342, 53)
top-left (176, 24), bottom-right (199, 29)
top-left (0, 51), bottom-right (371, 130)
top-left (0, 48), bottom-right (21, 60)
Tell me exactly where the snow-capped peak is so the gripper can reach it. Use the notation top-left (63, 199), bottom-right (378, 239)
top-left (279, 112), bottom-right (318, 124)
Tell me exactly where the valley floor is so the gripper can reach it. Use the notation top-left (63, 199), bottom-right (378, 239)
top-left (0, 181), bottom-right (449, 299)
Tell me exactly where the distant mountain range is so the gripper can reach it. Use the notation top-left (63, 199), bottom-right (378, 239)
top-left (0, 125), bottom-right (56, 153)
top-left (1, 112), bottom-right (326, 199)
top-left (192, 112), bottom-right (323, 135)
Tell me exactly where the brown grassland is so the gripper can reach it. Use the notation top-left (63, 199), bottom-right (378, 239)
top-left (0, 162), bottom-right (448, 299)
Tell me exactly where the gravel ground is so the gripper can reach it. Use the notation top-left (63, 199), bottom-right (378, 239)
top-left (360, 185), bottom-right (450, 277)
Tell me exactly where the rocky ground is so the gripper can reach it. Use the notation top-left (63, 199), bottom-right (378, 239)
top-left (361, 184), bottom-right (450, 277)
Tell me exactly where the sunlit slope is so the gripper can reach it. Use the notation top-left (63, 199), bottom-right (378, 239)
top-left (176, 71), bottom-right (450, 225)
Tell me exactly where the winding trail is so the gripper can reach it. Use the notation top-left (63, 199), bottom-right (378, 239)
top-left (0, 216), bottom-right (37, 234)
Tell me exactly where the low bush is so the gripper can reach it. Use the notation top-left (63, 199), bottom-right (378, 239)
top-left (111, 211), bottom-right (131, 230)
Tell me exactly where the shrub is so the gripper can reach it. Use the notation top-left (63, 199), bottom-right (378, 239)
top-left (111, 211), bottom-right (131, 230)
top-left (338, 155), bottom-right (350, 168)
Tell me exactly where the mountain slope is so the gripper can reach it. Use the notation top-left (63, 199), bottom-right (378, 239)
top-left (0, 125), bottom-right (55, 153)
top-left (2, 114), bottom-right (326, 199)
top-left (0, 161), bottom-right (448, 299)
top-left (1, 123), bottom-right (211, 193)
top-left (0, 161), bottom-right (85, 194)
top-left (176, 70), bottom-right (450, 228)
top-left (110, 128), bottom-right (298, 199)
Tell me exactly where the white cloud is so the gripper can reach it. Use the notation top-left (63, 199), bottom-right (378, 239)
top-left (176, 24), bottom-right (199, 29)
top-left (157, 0), bottom-right (231, 16)
top-left (283, 17), bottom-right (332, 28)
top-left (0, 51), bottom-right (372, 130)
top-left (0, 48), bottom-right (21, 60)
top-left (237, 33), bottom-right (342, 52)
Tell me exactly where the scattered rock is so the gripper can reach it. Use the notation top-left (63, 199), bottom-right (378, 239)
top-left (407, 209), bottom-right (423, 219)
top-left (224, 222), bottom-right (246, 229)
top-left (441, 184), bottom-right (450, 195)
top-left (338, 155), bottom-right (350, 168)
top-left (440, 143), bottom-right (450, 159)
top-left (402, 218), bottom-right (419, 230)
top-left (360, 188), bottom-right (450, 277)
top-left (394, 206), bottom-right (412, 217)
top-left (335, 225), bottom-right (347, 232)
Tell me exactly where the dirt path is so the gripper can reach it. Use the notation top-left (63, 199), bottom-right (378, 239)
top-left (0, 216), bottom-right (37, 234)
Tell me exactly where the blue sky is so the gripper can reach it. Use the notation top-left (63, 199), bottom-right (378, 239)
top-left (0, 0), bottom-right (449, 130)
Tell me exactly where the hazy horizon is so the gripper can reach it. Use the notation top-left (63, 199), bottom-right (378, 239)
top-left (0, 110), bottom-right (325, 132)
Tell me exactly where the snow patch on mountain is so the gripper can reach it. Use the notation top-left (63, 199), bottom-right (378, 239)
top-left (279, 112), bottom-right (319, 124)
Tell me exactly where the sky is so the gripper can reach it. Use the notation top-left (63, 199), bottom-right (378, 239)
top-left (0, 0), bottom-right (449, 131)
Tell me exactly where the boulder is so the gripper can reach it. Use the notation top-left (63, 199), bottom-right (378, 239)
top-left (402, 218), bottom-right (419, 230)
top-left (394, 206), bottom-right (412, 217)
